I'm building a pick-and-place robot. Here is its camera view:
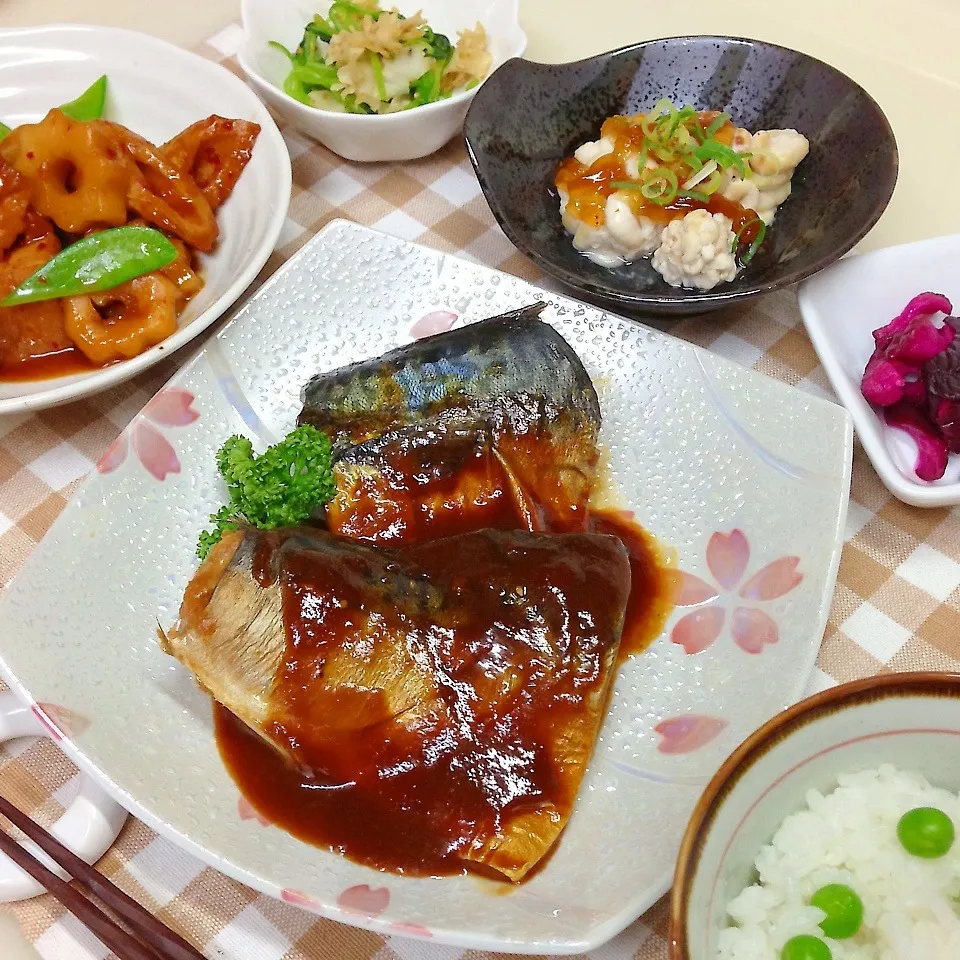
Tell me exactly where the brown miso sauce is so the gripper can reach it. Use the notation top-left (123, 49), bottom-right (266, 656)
top-left (215, 437), bottom-right (676, 882)
top-left (591, 510), bottom-right (678, 660)
top-left (326, 433), bottom-right (549, 544)
top-left (217, 519), bottom-right (633, 880)
top-left (326, 421), bottom-right (593, 545)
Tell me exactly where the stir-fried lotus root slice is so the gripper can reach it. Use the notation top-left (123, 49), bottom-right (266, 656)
top-left (109, 123), bottom-right (218, 252)
top-left (162, 116), bottom-right (260, 210)
top-left (63, 273), bottom-right (179, 365)
top-left (0, 110), bottom-right (134, 233)
top-left (0, 213), bottom-right (70, 367)
top-left (0, 159), bottom-right (30, 254)
top-left (126, 220), bottom-right (205, 310)
top-left (159, 235), bottom-right (204, 309)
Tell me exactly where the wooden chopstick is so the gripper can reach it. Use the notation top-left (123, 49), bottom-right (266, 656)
top-left (0, 791), bottom-right (204, 960)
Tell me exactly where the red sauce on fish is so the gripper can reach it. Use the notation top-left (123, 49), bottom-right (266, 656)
top-left (590, 510), bottom-right (677, 661)
top-left (325, 431), bottom-right (549, 543)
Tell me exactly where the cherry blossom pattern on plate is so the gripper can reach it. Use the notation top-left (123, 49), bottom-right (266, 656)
top-left (281, 885), bottom-right (393, 921)
top-left (654, 715), bottom-right (729, 754)
top-left (96, 388), bottom-right (199, 481)
top-left (237, 796), bottom-right (271, 827)
top-left (280, 888), bottom-right (325, 914)
top-left (337, 884), bottom-right (391, 917)
top-left (31, 702), bottom-right (91, 741)
top-left (408, 309), bottom-right (458, 340)
top-left (670, 529), bottom-right (802, 656)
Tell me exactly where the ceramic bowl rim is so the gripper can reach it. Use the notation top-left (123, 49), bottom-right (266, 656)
top-left (668, 670), bottom-right (960, 959)
top-left (464, 33), bottom-right (899, 313)
top-left (237, 0), bottom-right (529, 124)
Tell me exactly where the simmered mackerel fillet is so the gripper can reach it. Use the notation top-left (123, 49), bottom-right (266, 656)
top-left (298, 304), bottom-right (602, 542)
top-left (164, 524), bottom-right (631, 880)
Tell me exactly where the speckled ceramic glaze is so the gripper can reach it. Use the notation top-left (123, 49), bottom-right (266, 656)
top-left (464, 36), bottom-right (898, 315)
top-left (0, 222), bottom-right (852, 953)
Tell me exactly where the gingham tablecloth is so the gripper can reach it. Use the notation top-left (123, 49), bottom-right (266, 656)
top-left (2, 23), bottom-right (959, 960)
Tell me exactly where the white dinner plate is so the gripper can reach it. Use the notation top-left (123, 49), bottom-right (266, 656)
top-left (0, 222), bottom-right (851, 953)
top-left (799, 233), bottom-right (960, 507)
top-left (0, 23), bottom-right (291, 414)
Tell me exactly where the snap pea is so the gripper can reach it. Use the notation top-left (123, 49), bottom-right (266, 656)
top-left (59, 75), bottom-right (109, 122)
top-left (0, 121), bottom-right (9, 141)
top-left (1, 226), bottom-right (178, 307)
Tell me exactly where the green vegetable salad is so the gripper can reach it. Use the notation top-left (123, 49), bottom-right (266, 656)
top-left (270, 1), bottom-right (491, 114)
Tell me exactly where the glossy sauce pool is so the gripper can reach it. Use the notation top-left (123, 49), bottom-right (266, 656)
top-left (0, 346), bottom-right (98, 383)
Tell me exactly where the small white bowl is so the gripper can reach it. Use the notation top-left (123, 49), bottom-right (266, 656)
top-left (0, 24), bottom-right (291, 415)
top-left (670, 673), bottom-right (960, 960)
top-left (237, 0), bottom-right (527, 162)
top-left (798, 235), bottom-right (960, 507)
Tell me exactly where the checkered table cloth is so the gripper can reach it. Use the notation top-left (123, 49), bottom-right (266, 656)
top-left (1, 23), bottom-right (958, 960)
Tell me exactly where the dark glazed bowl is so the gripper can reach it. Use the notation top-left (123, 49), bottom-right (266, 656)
top-left (463, 36), bottom-right (898, 316)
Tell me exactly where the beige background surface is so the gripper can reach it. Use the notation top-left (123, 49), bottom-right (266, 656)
top-left (2, 0), bottom-right (957, 252)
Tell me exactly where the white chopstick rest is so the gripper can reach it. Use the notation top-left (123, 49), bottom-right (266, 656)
top-left (0, 691), bottom-right (126, 902)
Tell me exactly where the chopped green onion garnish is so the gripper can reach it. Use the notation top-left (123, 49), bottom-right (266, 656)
top-left (649, 98), bottom-right (673, 120)
top-left (679, 189), bottom-right (710, 202)
top-left (706, 112), bottom-right (731, 137)
top-left (636, 142), bottom-right (649, 172)
top-left (688, 117), bottom-right (707, 143)
top-left (733, 218), bottom-right (767, 263)
top-left (699, 169), bottom-right (724, 195)
top-left (653, 142), bottom-right (677, 163)
top-left (640, 167), bottom-right (679, 205)
top-left (694, 140), bottom-right (748, 175)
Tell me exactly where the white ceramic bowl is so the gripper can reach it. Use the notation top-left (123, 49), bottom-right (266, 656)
top-left (237, 0), bottom-right (527, 162)
top-left (670, 672), bottom-right (960, 960)
top-left (798, 234), bottom-right (960, 507)
top-left (0, 24), bottom-right (291, 416)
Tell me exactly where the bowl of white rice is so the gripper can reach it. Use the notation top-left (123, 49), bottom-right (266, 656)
top-left (670, 672), bottom-right (960, 960)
